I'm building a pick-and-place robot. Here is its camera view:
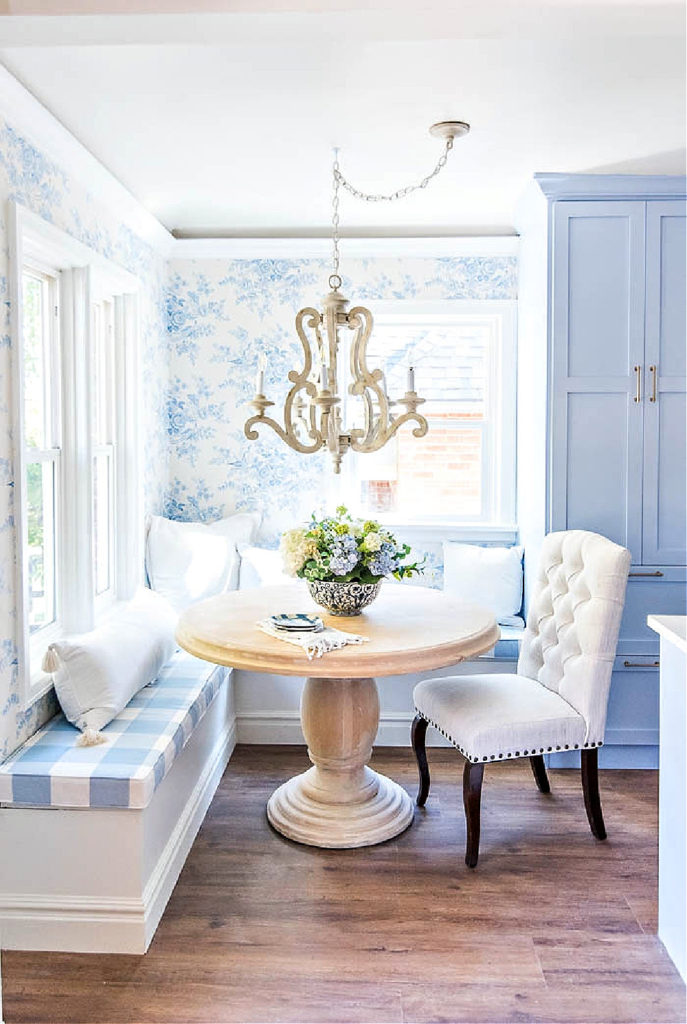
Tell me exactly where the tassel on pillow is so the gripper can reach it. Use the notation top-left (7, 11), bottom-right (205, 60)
top-left (75, 727), bottom-right (107, 748)
top-left (41, 645), bottom-right (61, 673)
top-left (42, 646), bottom-right (107, 747)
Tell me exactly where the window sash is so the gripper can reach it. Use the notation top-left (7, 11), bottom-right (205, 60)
top-left (25, 449), bottom-right (60, 640)
top-left (93, 443), bottom-right (116, 603)
top-left (21, 265), bottom-right (60, 451)
top-left (339, 303), bottom-right (516, 529)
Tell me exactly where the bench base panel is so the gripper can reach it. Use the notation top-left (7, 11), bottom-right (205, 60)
top-left (0, 679), bottom-right (235, 954)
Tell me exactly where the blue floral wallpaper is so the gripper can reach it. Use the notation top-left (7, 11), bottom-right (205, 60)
top-left (164, 254), bottom-right (517, 555)
top-left (0, 116), bottom-right (168, 758)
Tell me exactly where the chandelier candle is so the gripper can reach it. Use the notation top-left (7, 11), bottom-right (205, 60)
top-left (256, 352), bottom-right (266, 396)
top-left (244, 120), bottom-right (470, 473)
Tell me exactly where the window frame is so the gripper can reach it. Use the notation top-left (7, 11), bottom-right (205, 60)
top-left (339, 299), bottom-right (517, 539)
top-left (9, 201), bottom-right (142, 705)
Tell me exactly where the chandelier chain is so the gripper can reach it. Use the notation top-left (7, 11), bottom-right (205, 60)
top-left (330, 151), bottom-right (341, 288)
top-left (333, 136), bottom-right (453, 205)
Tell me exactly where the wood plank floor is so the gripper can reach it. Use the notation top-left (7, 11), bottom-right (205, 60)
top-left (3, 746), bottom-right (686, 1024)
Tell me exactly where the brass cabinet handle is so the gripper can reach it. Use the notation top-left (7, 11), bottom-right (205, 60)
top-left (623, 660), bottom-right (660, 668)
top-left (629, 570), bottom-right (664, 577)
top-left (633, 365), bottom-right (641, 403)
top-left (649, 364), bottom-right (657, 402)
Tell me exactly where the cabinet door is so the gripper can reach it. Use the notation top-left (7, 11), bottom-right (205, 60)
top-left (642, 201), bottom-right (687, 565)
top-left (550, 201), bottom-right (646, 563)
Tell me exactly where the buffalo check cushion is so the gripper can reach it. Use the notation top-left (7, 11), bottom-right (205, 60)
top-left (0, 650), bottom-right (230, 810)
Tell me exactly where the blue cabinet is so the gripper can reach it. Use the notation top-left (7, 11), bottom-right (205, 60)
top-left (550, 197), bottom-right (686, 569)
top-left (643, 202), bottom-right (687, 566)
top-left (518, 174), bottom-right (686, 767)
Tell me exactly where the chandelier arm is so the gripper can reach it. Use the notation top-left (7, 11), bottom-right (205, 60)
top-left (333, 137), bottom-right (453, 205)
top-left (348, 388), bottom-right (375, 448)
top-left (348, 409), bottom-right (428, 454)
top-left (294, 307), bottom-right (321, 381)
top-left (284, 379), bottom-right (322, 445)
top-left (347, 305), bottom-right (388, 447)
top-left (244, 409), bottom-right (323, 454)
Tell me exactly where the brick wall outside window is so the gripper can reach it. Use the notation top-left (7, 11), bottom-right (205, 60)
top-left (357, 318), bottom-right (492, 519)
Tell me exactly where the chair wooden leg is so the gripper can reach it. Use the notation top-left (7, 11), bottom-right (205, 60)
top-left (581, 748), bottom-right (607, 840)
top-left (462, 760), bottom-right (485, 868)
top-left (411, 714), bottom-right (430, 806)
top-left (529, 754), bottom-right (551, 794)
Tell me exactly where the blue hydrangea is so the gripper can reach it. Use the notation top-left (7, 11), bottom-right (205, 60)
top-left (328, 533), bottom-right (359, 576)
top-left (367, 541), bottom-right (399, 578)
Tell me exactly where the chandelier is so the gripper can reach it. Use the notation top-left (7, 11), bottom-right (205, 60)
top-left (244, 121), bottom-right (470, 473)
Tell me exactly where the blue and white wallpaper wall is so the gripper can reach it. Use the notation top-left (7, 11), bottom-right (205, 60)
top-left (0, 116), bottom-right (168, 758)
top-left (164, 255), bottom-right (517, 545)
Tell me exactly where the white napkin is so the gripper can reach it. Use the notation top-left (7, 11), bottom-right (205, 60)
top-left (257, 620), bottom-right (369, 660)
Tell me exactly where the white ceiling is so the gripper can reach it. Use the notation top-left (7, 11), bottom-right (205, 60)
top-left (0, 3), bottom-right (684, 236)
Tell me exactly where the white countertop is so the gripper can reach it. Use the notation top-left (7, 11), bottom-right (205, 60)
top-left (648, 615), bottom-right (687, 656)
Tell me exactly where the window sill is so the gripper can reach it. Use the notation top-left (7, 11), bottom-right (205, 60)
top-left (27, 667), bottom-right (55, 707)
top-left (372, 521), bottom-right (519, 545)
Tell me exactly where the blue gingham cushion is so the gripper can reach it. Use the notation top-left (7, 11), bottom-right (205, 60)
top-left (0, 650), bottom-right (230, 810)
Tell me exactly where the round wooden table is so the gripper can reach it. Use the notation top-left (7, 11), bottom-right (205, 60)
top-left (176, 583), bottom-right (498, 849)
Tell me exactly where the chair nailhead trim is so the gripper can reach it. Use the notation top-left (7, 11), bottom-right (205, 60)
top-left (413, 710), bottom-right (598, 765)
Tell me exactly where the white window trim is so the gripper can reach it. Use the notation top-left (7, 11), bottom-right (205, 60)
top-left (337, 299), bottom-right (517, 543)
top-left (8, 201), bottom-right (142, 706)
top-left (92, 298), bottom-right (117, 612)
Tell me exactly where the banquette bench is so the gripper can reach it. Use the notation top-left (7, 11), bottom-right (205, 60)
top-left (0, 650), bottom-right (234, 953)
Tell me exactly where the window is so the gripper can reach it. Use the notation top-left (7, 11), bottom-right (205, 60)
top-left (344, 302), bottom-right (516, 529)
top-left (10, 203), bottom-right (141, 702)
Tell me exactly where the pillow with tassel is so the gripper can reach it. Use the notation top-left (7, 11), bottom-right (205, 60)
top-left (41, 588), bottom-right (178, 746)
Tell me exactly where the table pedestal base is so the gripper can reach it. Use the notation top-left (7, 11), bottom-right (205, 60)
top-left (266, 675), bottom-right (414, 849)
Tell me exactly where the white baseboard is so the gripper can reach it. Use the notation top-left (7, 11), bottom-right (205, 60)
top-left (236, 712), bottom-right (659, 768)
top-left (236, 710), bottom-right (428, 748)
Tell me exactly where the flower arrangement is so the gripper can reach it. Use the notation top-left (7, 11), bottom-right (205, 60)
top-left (280, 506), bottom-right (423, 585)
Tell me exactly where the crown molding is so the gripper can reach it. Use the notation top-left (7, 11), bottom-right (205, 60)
top-left (170, 235), bottom-right (520, 260)
top-left (534, 172), bottom-right (687, 201)
top-left (0, 64), bottom-right (174, 256)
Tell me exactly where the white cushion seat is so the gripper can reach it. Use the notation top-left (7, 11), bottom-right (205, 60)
top-left (414, 673), bottom-right (587, 764)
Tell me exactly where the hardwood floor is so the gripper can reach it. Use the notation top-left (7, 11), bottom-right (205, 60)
top-left (3, 746), bottom-right (685, 1024)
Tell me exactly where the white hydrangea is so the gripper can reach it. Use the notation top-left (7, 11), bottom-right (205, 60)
top-left (280, 528), bottom-right (317, 577)
top-left (362, 531), bottom-right (382, 552)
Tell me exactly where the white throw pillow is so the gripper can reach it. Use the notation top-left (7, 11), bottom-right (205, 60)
top-left (238, 545), bottom-right (290, 590)
top-left (442, 543), bottom-right (524, 624)
top-left (146, 511), bottom-right (261, 611)
top-left (44, 588), bottom-right (178, 735)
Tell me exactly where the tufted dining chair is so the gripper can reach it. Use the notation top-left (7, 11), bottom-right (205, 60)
top-left (411, 530), bottom-right (631, 867)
